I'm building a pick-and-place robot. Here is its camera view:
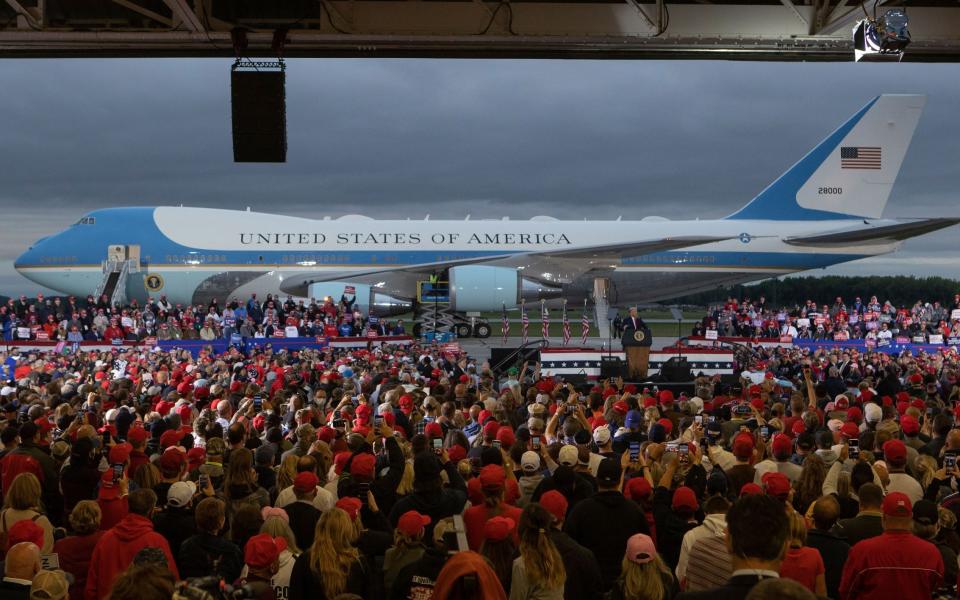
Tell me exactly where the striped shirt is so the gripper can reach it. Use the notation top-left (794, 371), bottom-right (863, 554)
top-left (683, 534), bottom-right (733, 591)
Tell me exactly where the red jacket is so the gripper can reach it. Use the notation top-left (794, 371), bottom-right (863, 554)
top-left (839, 530), bottom-right (943, 600)
top-left (97, 495), bottom-right (128, 531)
top-left (54, 531), bottom-right (105, 600)
top-left (84, 514), bottom-right (179, 600)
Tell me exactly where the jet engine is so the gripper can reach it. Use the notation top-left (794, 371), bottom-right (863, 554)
top-left (448, 266), bottom-right (561, 312)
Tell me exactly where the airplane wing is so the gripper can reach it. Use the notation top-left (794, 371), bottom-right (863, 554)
top-left (278, 235), bottom-right (732, 296)
top-left (784, 218), bottom-right (960, 246)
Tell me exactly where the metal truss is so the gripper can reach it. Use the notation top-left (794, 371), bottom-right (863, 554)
top-left (1, 0), bottom-right (959, 60)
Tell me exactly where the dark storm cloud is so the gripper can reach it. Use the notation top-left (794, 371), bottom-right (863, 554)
top-left (1, 58), bottom-right (959, 293)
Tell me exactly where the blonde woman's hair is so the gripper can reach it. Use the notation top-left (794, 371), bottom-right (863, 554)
top-left (69, 500), bottom-right (102, 535)
top-left (262, 516), bottom-right (300, 555)
top-left (517, 503), bottom-right (565, 590)
top-left (788, 510), bottom-right (808, 547)
top-left (309, 508), bottom-right (361, 599)
top-left (915, 455), bottom-right (939, 490)
top-left (396, 461), bottom-right (415, 496)
top-left (619, 553), bottom-right (672, 600)
top-left (5, 473), bottom-right (42, 511)
top-left (277, 454), bottom-right (299, 491)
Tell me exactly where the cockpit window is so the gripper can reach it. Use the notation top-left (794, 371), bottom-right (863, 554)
top-left (74, 217), bottom-right (96, 225)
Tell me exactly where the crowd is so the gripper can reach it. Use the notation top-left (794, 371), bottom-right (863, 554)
top-left (0, 293), bottom-right (408, 343)
top-left (694, 294), bottom-right (960, 343)
top-left (1, 293), bottom-right (960, 600)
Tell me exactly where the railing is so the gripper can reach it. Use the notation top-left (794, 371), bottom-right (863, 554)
top-left (491, 339), bottom-right (550, 375)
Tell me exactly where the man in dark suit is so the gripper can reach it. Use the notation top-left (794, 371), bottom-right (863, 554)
top-left (676, 494), bottom-right (789, 600)
top-left (622, 307), bottom-right (651, 379)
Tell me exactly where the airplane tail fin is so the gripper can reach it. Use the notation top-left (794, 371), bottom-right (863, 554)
top-left (726, 94), bottom-right (925, 221)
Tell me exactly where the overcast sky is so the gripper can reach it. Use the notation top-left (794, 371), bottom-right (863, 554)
top-left (1, 58), bottom-right (958, 296)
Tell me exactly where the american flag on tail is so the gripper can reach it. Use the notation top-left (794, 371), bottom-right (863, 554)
top-left (541, 301), bottom-right (549, 341)
top-left (562, 301), bottom-right (571, 346)
top-left (521, 301), bottom-right (529, 345)
top-left (581, 300), bottom-right (591, 345)
top-left (501, 304), bottom-right (509, 344)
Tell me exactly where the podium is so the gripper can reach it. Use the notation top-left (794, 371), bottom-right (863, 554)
top-left (622, 326), bottom-right (653, 380)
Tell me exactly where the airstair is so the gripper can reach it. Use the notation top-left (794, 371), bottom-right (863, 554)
top-left (93, 245), bottom-right (141, 307)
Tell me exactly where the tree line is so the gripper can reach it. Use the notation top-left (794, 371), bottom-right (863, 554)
top-left (670, 276), bottom-right (960, 309)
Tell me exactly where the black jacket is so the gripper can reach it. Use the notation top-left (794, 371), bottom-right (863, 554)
top-left (550, 529), bottom-right (604, 600)
top-left (652, 486), bottom-right (699, 571)
top-left (338, 436), bottom-right (406, 516)
top-left (565, 490), bottom-right (650, 592)
top-left (675, 574), bottom-right (775, 600)
top-left (388, 462), bottom-right (467, 541)
top-left (531, 465), bottom-right (596, 515)
top-left (283, 500), bottom-right (322, 550)
top-left (831, 512), bottom-right (884, 547)
top-left (0, 580), bottom-right (31, 600)
top-left (178, 531), bottom-right (244, 583)
top-left (153, 506), bottom-right (198, 566)
top-left (390, 547), bottom-right (448, 600)
top-left (289, 551), bottom-right (376, 600)
top-left (806, 528), bottom-right (850, 599)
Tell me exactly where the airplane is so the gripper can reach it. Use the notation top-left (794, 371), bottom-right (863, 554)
top-left (14, 94), bottom-right (959, 338)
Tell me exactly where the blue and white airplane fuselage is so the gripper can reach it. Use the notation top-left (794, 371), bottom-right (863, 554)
top-left (13, 94), bottom-right (958, 310)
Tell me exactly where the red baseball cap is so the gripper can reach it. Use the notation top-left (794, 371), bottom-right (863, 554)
top-left (771, 434), bottom-right (793, 458)
top-left (539, 490), bottom-right (569, 523)
top-left (496, 426), bottom-right (515, 448)
top-left (7, 519), bottom-right (44, 549)
top-left (613, 400), bottom-right (629, 415)
top-left (244, 533), bottom-right (287, 570)
top-left (732, 433), bottom-right (755, 460)
top-left (901, 415), bottom-right (920, 436)
top-left (483, 516), bottom-right (515, 542)
top-left (658, 390), bottom-right (675, 405)
top-left (447, 445), bottom-right (467, 464)
top-left (397, 510), bottom-right (431, 537)
top-left (159, 448), bottom-right (186, 473)
top-left (479, 464), bottom-right (506, 491)
top-left (108, 442), bottom-right (133, 465)
top-left (740, 482), bottom-right (763, 496)
top-left (293, 472), bottom-right (319, 494)
top-left (883, 439), bottom-right (907, 464)
top-left (846, 406), bottom-right (863, 423)
top-left (126, 426), bottom-right (148, 444)
top-left (99, 470), bottom-right (120, 499)
top-left (656, 418), bottom-right (673, 435)
top-left (882, 491), bottom-right (913, 517)
top-left (623, 476), bottom-right (652, 501)
top-left (840, 422), bottom-right (860, 440)
top-left (335, 496), bottom-right (362, 521)
top-left (424, 422), bottom-right (444, 439)
top-left (671, 486), bottom-right (698, 511)
top-left (761, 472), bottom-right (791, 500)
top-left (350, 453), bottom-right (377, 480)
top-left (159, 429), bottom-right (186, 449)
top-left (482, 420), bottom-right (500, 438)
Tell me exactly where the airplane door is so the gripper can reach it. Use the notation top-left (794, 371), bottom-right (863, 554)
top-left (107, 245), bottom-right (125, 262)
top-left (126, 245), bottom-right (141, 263)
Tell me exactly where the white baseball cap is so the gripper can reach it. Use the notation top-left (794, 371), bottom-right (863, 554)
top-left (167, 481), bottom-right (197, 508)
top-left (593, 426), bottom-right (611, 445)
top-left (558, 445), bottom-right (579, 467)
top-left (521, 451), bottom-right (541, 472)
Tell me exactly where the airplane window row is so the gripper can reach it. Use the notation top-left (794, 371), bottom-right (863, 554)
top-left (164, 255), bottom-right (227, 264)
top-left (40, 256), bottom-right (78, 264)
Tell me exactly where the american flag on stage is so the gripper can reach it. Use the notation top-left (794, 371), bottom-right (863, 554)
top-left (541, 301), bottom-right (549, 341)
top-left (841, 146), bottom-right (881, 170)
top-left (581, 300), bottom-right (591, 345)
top-left (501, 304), bottom-right (509, 344)
top-left (562, 301), bottom-right (571, 346)
top-left (521, 301), bottom-right (529, 345)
